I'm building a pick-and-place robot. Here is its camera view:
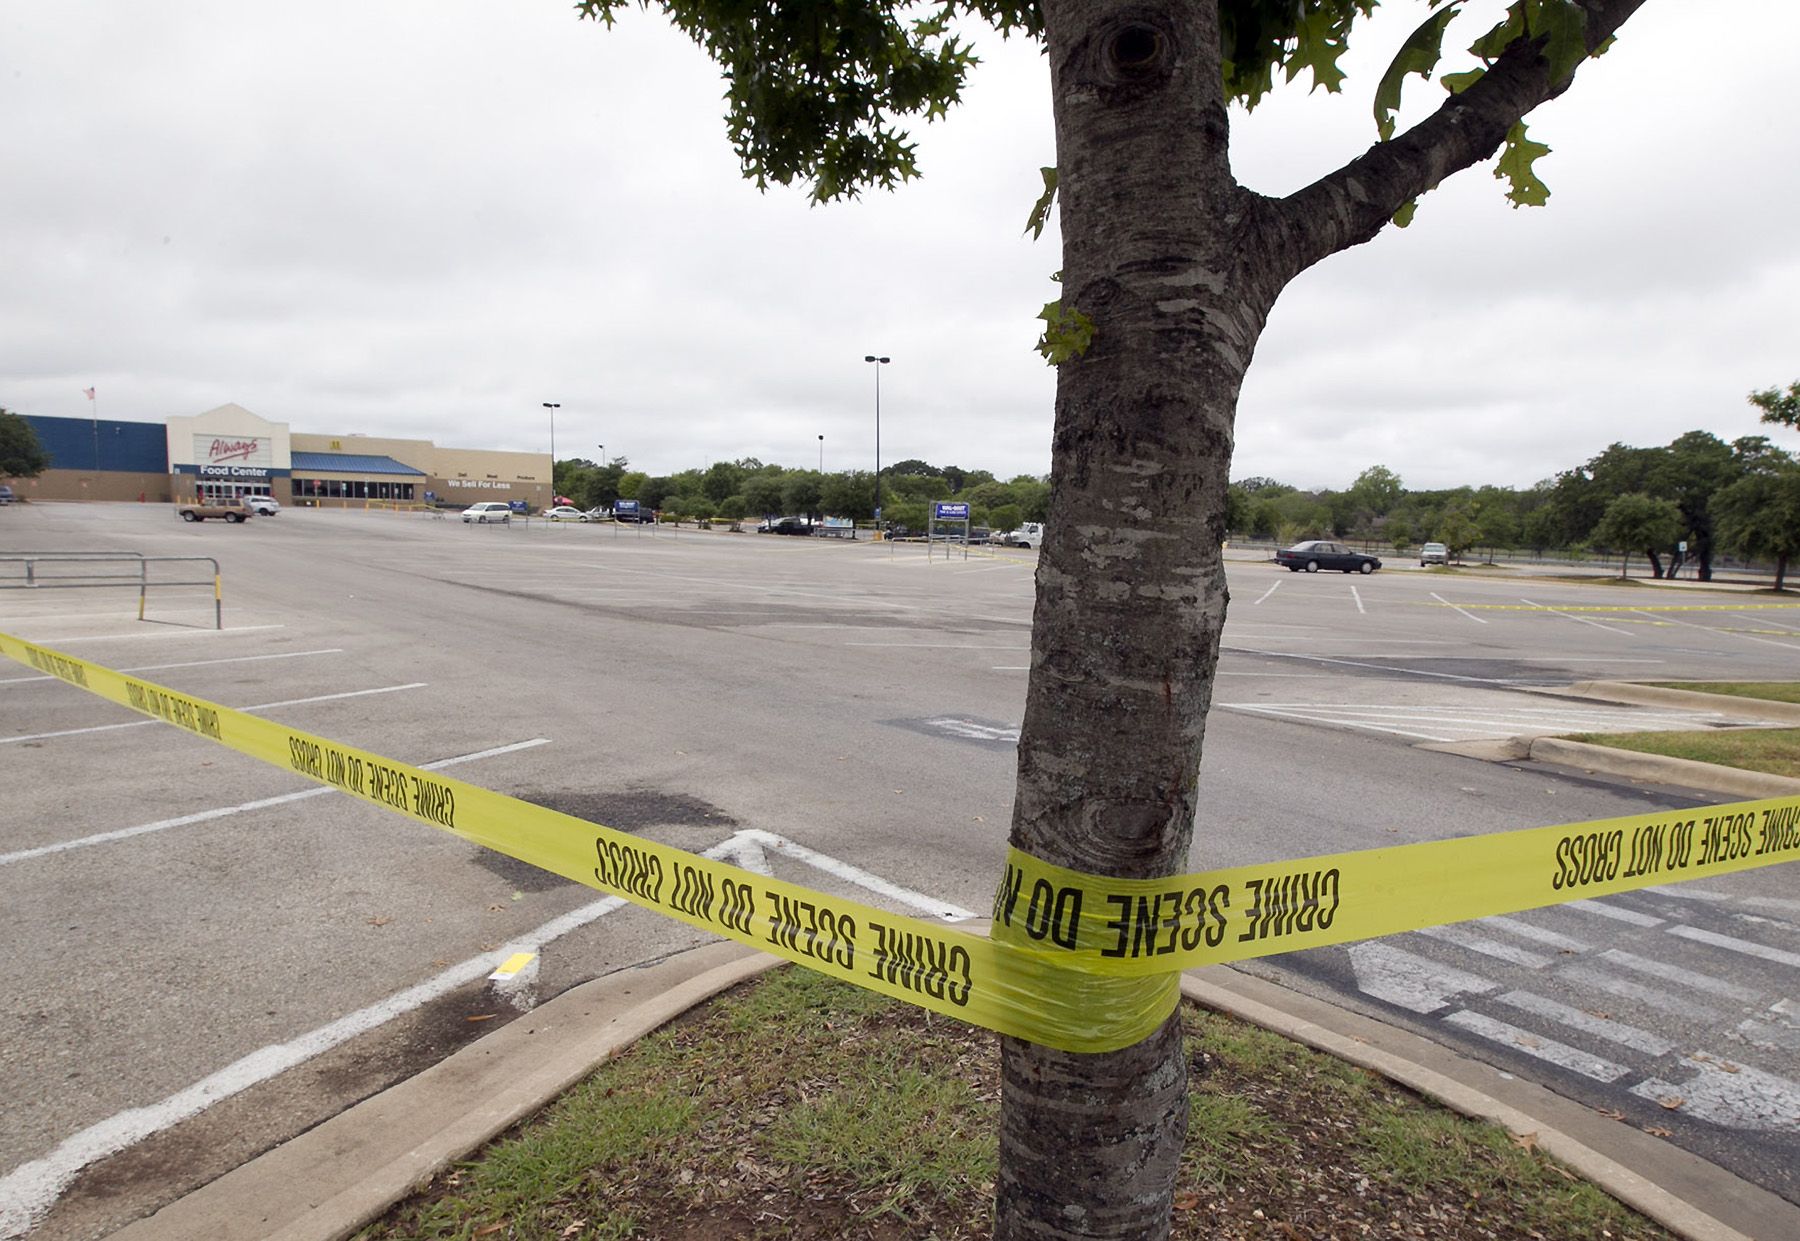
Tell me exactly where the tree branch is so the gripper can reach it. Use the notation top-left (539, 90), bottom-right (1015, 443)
top-left (1270, 0), bottom-right (1650, 279)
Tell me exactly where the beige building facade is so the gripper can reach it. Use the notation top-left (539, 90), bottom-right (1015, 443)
top-left (11, 403), bottom-right (551, 510)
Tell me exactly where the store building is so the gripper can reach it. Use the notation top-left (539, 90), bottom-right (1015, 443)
top-left (7, 415), bottom-right (172, 502)
top-left (10, 404), bottom-right (551, 510)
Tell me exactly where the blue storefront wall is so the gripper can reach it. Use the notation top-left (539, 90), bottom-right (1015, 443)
top-left (21, 415), bottom-right (169, 473)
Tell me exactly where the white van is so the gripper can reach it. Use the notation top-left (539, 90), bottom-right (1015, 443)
top-left (461, 502), bottom-right (512, 524)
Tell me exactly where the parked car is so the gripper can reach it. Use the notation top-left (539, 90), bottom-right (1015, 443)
top-left (461, 501), bottom-right (513, 523)
top-left (998, 521), bottom-right (1045, 548)
top-left (758, 516), bottom-right (813, 536)
top-left (543, 506), bottom-right (590, 522)
top-left (243, 495), bottom-right (280, 515)
top-left (0, 484), bottom-right (15, 505)
top-left (176, 497), bottom-right (251, 523)
top-left (1419, 541), bottom-right (1449, 566)
top-left (1275, 540), bottom-right (1381, 574)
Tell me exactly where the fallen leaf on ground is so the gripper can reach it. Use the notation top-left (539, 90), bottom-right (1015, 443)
top-left (365, 915), bottom-right (392, 927)
top-left (1510, 1131), bottom-right (1540, 1153)
top-left (1657, 1096), bottom-right (1685, 1110)
top-left (1173, 1192), bottom-right (1200, 1210)
top-left (1643, 1125), bottom-right (1673, 1137)
top-left (474, 1223), bottom-right (507, 1237)
top-left (466, 1013), bottom-right (496, 1023)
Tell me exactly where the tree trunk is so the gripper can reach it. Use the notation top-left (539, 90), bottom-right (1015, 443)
top-left (1646, 549), bottom-right (1664, 578)
top-left (996, 2), bottom-right (1277, 1236)
top-left (1778, 552), bottom-right (1789, 593)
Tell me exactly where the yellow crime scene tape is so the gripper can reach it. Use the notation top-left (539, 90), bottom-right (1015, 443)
top-left (1424, 601), bottom-right (1800, 613)
top-left (4, 629), bottom-right (1798, 1054)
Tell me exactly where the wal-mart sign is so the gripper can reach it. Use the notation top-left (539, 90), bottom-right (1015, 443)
top-left (934, 502), bottom-right (970, 520)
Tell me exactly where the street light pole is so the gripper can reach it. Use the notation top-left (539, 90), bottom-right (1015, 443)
top-left (542, 402), bottom-right (560, 503)
top-left (863, 355), bottom-right (888, 530)
top-left (818, 434), bottom-right (824, 474)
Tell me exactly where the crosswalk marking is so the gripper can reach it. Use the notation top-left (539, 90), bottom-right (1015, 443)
top-left (1417, 924), bottom-right (1553, 968)
top-left (1598, 948), bottom-right (1763, 1002)
top-left (1443, 1011), bottom-right (1631, 1081)
top-left (1477, 915), bottom-right (1591, 953)
top-left (1567, 898), bottom-right (1664, 927)
top-left (1631, 1058), bottom-right (1800, 1130)
top-left (1666, 924), bottom-right (1800, 969)
top-left (1494, 990), bottom-right (1675, 1055)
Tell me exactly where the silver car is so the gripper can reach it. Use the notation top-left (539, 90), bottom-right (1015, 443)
top-left (461, 502), bottom-right (512, 523)
top-left (1419, 541), bottom-right (1448, 566)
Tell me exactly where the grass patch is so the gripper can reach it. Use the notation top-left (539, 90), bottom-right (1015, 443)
top-left (1568, 726), bottom-right (1800, 778)
top-left (1646, 681), bottom-right (1800, 705)
top-left (357, 969), bottom-right (1673, 1240)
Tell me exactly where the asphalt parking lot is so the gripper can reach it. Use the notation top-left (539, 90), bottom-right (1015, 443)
top-left (2, 504), bottom-right (1797, 1236)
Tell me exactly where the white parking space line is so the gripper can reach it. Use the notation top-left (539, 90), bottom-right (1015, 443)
top-left (1598, 949), bottom-right (1763, 1002)
top-left (1350, 585), bottom-right (1366, 615)
top-left (1218, 702), bottom-right (1717, 742)
top-left (1635, 607), bottom-right (1800, 654)
top-left (1443, 1010), bottom-right (1630, 1081)
top-left (1222, 705), bottom-right (1458, 742)
top-left (0, 831), bottom-right (967, 1237)
top-left (843, 642), bottom-right (1029, 650)
top-left (0, 739), bottom-right (552, 868)
top-left (1517, 598), bottom-right (1633, 636)
top-left (1666, 925), bottom-right (1800, 969)
top-left (1253, 580), bottom-right (1281, 605)
top-left (1494, 990), bottom-right (1675, 1055)
top-left (1430, 592), bottom-right (1487, 624)
top-left (16, 625), bottom-right (286, 644)
top-left (0, 648), bottom-right (346, 686)
top-left (2, 683), bottom-right (427, 745)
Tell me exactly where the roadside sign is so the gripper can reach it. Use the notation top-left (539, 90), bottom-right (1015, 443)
top-left (615, 499), bottom-right (640, 515)
top-left (934, 501), bottom-right (970, 520)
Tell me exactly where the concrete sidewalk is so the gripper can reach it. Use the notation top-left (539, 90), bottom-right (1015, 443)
top-left (109, 939), bottom-right (1800, 1241)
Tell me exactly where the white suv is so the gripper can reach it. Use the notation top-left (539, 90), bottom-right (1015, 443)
top-left (462, 502), bottom-right (512, 523)
top-left (243, 495), bottom-right (280, 515)
top-left (1419, 541), bottom-right (1448, 566)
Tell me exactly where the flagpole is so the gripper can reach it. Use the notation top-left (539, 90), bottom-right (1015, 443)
top-left (87, 387), bottom-right (99, 472)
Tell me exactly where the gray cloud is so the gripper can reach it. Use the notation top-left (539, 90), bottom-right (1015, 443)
top-left (3, 1), bottom-right (1795, 492)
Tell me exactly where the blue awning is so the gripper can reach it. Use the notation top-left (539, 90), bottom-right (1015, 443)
top-left (290, 452), bottom-right (426, 476)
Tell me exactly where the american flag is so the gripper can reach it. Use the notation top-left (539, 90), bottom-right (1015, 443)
top-left (83, 387), bottom-right (95, 399)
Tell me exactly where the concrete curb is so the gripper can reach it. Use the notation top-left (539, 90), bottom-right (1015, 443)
top-left (1526, 737), bottom-right (1800, 798)
top-left (102, 938), bottom-right (1800, 1241)
top-left (1564, 681), bottom-right (1800, 725)
top-left (107, 941), bottom-right (783, 1241)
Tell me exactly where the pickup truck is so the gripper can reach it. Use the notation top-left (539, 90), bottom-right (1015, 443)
top-left (176, 497), bottom-right (251, 523)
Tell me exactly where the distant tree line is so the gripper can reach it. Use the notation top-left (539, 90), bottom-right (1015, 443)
top-left (544, 383), bottom-right (1800, 587)
top-left (551, 454), bottom-right (1050, 535)
top-left (1228, 385), bottom-right (1800, 589)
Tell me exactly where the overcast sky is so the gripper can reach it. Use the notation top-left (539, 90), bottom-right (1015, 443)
top-left (4, 2), bottom-right (1795, 492)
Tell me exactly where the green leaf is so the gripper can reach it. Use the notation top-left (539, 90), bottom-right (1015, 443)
top-left (1035, 300), bottom-right (1095, 366)
top-left (1494, 121), bottom-right (1552, 207)
top-left (1024, 166), bottom-right (1057, 240)
top-left (1441, 68), bottom-right (1484, 95)
top-left (1374, 6), bottom-right (1461, 141)
top-left (1392, 199), bottom-right (1419, 228)
top-left (1526, 0), bottom-right (1590, 81)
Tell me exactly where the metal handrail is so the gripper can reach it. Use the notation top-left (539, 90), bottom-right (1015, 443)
top-left (0, 555), bottom-right (223, 629)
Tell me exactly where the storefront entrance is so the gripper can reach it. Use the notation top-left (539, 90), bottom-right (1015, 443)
top-left (195, 480), bottom-right (273, 502)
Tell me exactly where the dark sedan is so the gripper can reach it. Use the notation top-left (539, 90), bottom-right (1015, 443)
top-left (1275, 540), bottom-right (1381, 574)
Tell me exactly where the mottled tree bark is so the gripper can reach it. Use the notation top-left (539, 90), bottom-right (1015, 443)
top-left (996, 1), bottom-right (1650, 1237)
